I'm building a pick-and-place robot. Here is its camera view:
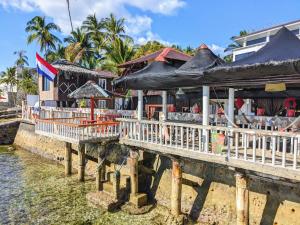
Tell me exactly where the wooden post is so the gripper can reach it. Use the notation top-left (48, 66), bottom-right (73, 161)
top-left (129, 150), bottom-right (139, 195)
top-left (90, 96), bottom-right (95, 121)
top-left (171, 160), bottom-right (182, 217)
top-left (228, 88), bottom-right (235, 128)
top-left (78, 144), bottom-right (85, 182)
top-left (235, 172), bottom-right (249, 225)
top-left (65, 142), bottom-right (72, 176)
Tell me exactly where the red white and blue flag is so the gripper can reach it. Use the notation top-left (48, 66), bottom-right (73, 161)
top-left (36, 53), bottom-right (58, 81)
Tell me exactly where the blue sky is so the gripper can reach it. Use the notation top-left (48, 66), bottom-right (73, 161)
top-left (1, 0), bottom-right (300, 71)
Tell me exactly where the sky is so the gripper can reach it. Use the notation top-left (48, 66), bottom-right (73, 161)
top-left (1, 0), bottom-right (300, 71)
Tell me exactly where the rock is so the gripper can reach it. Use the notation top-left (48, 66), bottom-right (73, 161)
top-left (7, 146), bottom-right (15, 151)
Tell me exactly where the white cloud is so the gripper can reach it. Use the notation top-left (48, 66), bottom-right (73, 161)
top-left (208, 44), bottom-right (226, 57)
top-left (0, 0), bottom-right (185, 43)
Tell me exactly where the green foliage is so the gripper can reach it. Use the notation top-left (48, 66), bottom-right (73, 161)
top-left (133, 41), bottom-right (165, 59)
top-left (14, 50), bottom-right (29, 67)
top-left (18, 69), bottom-right (38, 95)
top-left (25, 16), bottom-right (61, 52)
top-left (79, 99), bottom-right (87, 108)
top-left (0, 67), bottom-right (18, 92)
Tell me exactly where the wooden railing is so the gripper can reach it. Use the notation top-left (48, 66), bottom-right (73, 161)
top-left (35, 118), bottom-right (119, 143)
top-left (118, 118), bottom-right (300, 172)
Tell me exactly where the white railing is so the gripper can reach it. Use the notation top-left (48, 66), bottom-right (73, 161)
top-left (35, 118), bottom-right (120, 143)
top-left (118, 118), bottom-right (300, 172)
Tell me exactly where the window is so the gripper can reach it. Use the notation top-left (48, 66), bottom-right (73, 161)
top-left (98, 100), bottom-right (107, 109)
top-left (246, 37), bottom-right (267, 46)
top-left (42, 76), bottom-right (50, 91)
top-left (235, 51), bottom-right (254, 61)
top-left (99, 78), bottom-right (107, 90)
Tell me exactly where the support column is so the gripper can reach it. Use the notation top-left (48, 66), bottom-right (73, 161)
top-left (203, 86), bottom-right (210, 152)
top-left (78, 144), bottom-right (85, 182)
top-left (162, 90), bottom-right (168, 121)
top-left (129, 150), bottom-right (138, 195)
top-left (228, 88), bottom-right (235, 128)
top-left (96, 146), bottom-right (105, 191)
top-left (65, 142), bottom-right (72, 176)
top-left (112, 171), bottom-right (120, 200)
top-left (235, 172), bottom-right (249, 225)
top-left (137, 90), bottom-right (143, 121)
top-left (171, 160), bottom-right (182, 217)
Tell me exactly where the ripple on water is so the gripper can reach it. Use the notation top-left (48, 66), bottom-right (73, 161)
top-left (0, 148), bottom-right (182, 225)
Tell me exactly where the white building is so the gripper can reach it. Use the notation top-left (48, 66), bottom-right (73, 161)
top-left (232, 19), bottom-right (300, 62)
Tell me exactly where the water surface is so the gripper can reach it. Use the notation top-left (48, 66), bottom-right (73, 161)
top-left (0, 147), bottom-right (170, 225)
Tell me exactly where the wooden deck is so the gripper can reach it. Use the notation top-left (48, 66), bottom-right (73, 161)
top-left (118, 118), bottom-right (300, 181)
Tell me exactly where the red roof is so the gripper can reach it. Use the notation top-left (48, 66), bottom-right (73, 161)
top-left (118, 47), bottom-right (191, 68)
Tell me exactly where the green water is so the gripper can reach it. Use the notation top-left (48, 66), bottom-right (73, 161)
top-left (0, 147), bottom-right (171, 225)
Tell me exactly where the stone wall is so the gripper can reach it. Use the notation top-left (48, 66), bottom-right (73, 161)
top-left (14, 121), bottom-right (300, 224)
top-left (0, 120), bottom-right (20, 144)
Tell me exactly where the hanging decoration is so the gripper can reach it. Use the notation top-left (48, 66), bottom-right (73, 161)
top-left (235, 97), bottom-right (244, 110)
top-left (284, 97), bottom-right (297, 109)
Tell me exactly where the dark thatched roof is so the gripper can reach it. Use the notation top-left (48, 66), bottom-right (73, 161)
top-left (52, 60), bottom-right (115, 78)
top-left (68, 80), bottom-right (110, 99)
top-left (204, 27), bottom-right (300, 87)
top-left (113, 44), bottom-right (224, 90)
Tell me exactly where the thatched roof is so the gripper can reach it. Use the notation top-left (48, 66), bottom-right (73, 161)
top-left (204, 27), bottom-right (300, 87)
top-left (68, 80), bottom-right (110, 99)
top-left (52, 60), bottom-right (115, 78)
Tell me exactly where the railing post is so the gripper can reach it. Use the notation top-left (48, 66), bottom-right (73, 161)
top-left (203, 85), bottom-right (210, 152)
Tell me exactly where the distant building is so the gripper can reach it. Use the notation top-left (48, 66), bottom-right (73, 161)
top-left (38, 60), bottom-right (117, 108)
top-left (232, 19), bottom-right (300, 61)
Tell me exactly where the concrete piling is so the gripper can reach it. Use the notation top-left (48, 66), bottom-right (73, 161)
top-left (235, 172), bottom-right (249, 225)
top-left (112, 171), bottom-right (121, 200)
top-left (171, 160), bottom-right (182, 217)
top-left (64, 142), bottom-right (72, 176)
top-left (96, 145), bottom-right (106, 191)
top-left (78, 144), bottom-right (85, 182)
top-left (129, 150), bottom-right (139, 195)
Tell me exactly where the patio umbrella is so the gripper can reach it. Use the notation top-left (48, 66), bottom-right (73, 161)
top-left (68, 80), bottom-right (110, 121)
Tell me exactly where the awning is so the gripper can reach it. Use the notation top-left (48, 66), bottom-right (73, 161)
top-left (68, 80), bottom-right (110, 99)
top-left (114, 44), bottom-right (224, 90)
top-left (204, 27), bottom-right (300, 87)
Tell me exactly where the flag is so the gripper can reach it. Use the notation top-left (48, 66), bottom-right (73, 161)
top-left (36, 53), bottom-right (58, 81)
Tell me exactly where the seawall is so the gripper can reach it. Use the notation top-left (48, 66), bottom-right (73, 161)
top-left (14, 121), bottom-right (300, 224)
top-left (0, 120), bottom-right (20, 144)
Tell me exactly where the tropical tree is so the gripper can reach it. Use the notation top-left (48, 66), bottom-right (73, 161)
top-left (82, 14), bottom-right (104, 42)
top-left (101, 37), bottom-right (135, 74)
top-left (19, 69), bottom-right (38, 95)
top-left (25, 16), bottom-right (61, 53)
top-left (134, 41), bottom-right (165, 59)
top-left (64, 27), bottom-right (94, 64)
top-left (103, 13), bottom-right (131, 41)
top-left (14, 50), bottom-right (29, 67)
top-left (224, 30), bottom-right (248, 62)
top-left (66, 0), bottom-right (74, 32)
top-left (45, 44), bottom-right (66, 63)
top-left (0, 67), bottom-right (18, 92)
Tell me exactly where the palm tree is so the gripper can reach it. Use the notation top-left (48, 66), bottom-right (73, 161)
top-left (82, 14), bottom-right (104, 41)
top-left (64, 27), bottom-right (94, 64)
top-left (101, 37), bottom-right (135, 73)
top-left (224, 30), bottom-right (248, 62)
top-left (14, 50), bottom-right (29, 67)
top-left (103, 13), bottom-right (131, 41)
top-left (19, 69), bottom-right (38, 95)
top-left (45, 44), bottom-right (66, 63)
top-left (66, 0), bottom-right (74, 32)
top-left (0, 67), bottom-right (18, 92)
top-left (25, 16), bottom-right (61, 53)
